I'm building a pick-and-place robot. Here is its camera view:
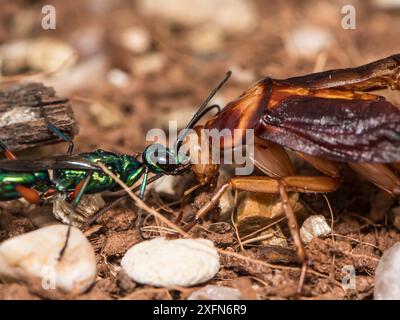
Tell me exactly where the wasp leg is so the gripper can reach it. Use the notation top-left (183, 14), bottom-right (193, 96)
top-left (14, 184), bottom-right (40, 204)
top-left (0, 140), bottom-right (17, 160)
top-left (280, 54), bottom-right (400, 91)
top-left (58, 170), bottom-right (92, 260)
top-left (47, 123), bottom-right (75, 155)
top-left (0, 141), bottom-right (41, 203)
top-left (348, 163), bottom-right (400, 197)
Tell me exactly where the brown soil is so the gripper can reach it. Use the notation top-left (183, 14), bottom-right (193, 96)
top-left (0, 0), bottom-right (400, 300)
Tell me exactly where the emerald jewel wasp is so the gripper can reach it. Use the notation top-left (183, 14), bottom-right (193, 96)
top-left (0, 73), bottom-right (230, 257)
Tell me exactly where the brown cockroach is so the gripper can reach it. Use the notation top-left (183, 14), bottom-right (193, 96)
top-left (174, 54), bottom-right (400, 293)
top-left (82, 54), bottom-right (400, 293)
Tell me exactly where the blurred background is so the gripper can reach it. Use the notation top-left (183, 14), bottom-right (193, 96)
top-left (1, 0), bottom-right (400, 155)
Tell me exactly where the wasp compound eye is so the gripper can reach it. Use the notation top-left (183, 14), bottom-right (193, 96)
top-left (143, 144), bottom-right (180, 174)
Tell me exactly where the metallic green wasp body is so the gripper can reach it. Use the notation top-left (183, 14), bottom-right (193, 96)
top-left (0, 149), bottom-right (146, 201)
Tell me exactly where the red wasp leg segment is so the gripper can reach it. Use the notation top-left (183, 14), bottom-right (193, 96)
top-left (59, 171), bottom-right (92, 261)
top-left (70, 171), bottom-right (93, 208)
top-left (3, 150), bottom-right (16, 160)
top-left (15, 184), bottom-right (40, 204)
top-left (348, 163), bottom-right (400, 197)
top-left (0, 141), bottom-right (17, 160)
top-left (66, 177), bottom-right (87, 203)
top-left (43, 188), bottom-right (58, 198)
top-left (277, 54), bottom-right (400, 91)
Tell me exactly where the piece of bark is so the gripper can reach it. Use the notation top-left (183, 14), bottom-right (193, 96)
top-left (0, 82), bottom-right (78, 151)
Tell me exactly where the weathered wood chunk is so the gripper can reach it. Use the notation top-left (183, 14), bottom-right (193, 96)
top-left (0, 82), bottom-right (78, 151)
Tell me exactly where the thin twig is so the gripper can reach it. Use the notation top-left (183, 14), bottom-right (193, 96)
top-left (97, 162), bottom-right (344, 289)
top-left (241, 233), bottom-right (275, 245)
top-left (96, 162), bottom-right (188, 237)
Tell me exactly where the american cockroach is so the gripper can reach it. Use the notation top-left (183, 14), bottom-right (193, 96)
top-left (173, 54), bottom-right (400, 293)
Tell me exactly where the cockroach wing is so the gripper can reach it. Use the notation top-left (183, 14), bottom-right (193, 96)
top-left (255, 96), bottom-right (400, 163)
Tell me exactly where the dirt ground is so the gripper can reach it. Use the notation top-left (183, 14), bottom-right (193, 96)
top-left (0, 0), bottom-right (400, 300)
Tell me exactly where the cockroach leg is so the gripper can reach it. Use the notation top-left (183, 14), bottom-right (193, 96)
top-left (278, 182), bottom-right (307, 294)
top-left (187, 175), bottom-right (340, 229)
top-left (183, 183), bottom-right (230, 232)
top-left (185, 175), bottom-right (339, 291)
top-left (174, 184), bottom-right (203, 225)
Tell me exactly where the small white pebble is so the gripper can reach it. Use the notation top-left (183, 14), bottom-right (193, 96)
top-left (121, 238), bottom-right (220, 287)
top-left (300, 215), bottom-right (331, 244)
top-left (374, 243), bottom-right (400, 299)
top-left (107, 68), bottom-right (131, 87)
top-left (0, 225), bottom-right (97, 294)
top-left (187, 285), bottom-right (241, 300)
top-left (120, 26), bottom-right (151, 54)
top-left (131, 53), bottom-right (166, 76)
top-left (286, 26), bottom-right (333, 58)
top-left (27, 38), bottom-right (76, 72)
